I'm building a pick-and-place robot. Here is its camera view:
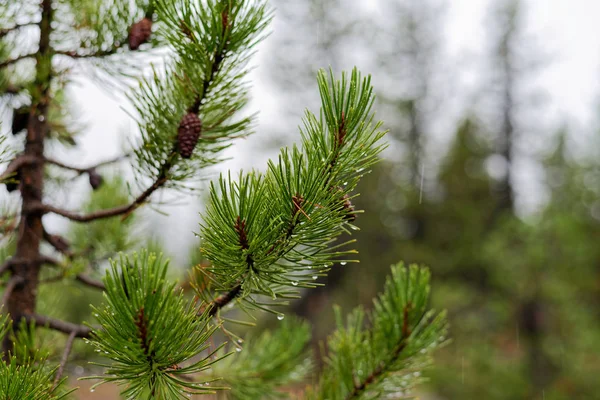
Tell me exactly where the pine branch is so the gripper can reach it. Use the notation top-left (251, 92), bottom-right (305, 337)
top-left (45, 153), bottom-right (131, 176)
top-left (199, 68), bottom-right (386, 312)
top-left (30, 162), bottom-right (172, 222)
top-left (0, 23), bottom-right (37, 38)
top-left (0, 155), bottom-right (37, 182)
top-left (0, 53), bottom-right (36, 68)
top-left (75, 274), bottom-right (105, 290)
top-left (24, 314), bottom-right (93, 338)
top-left (309, 264), bottom-right (448, 399)
top-left (52, 330), bottom-right (77, 389)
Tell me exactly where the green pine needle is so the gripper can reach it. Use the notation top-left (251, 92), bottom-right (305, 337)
top-left (85, 251), bottom-right (228, 399)
top-left (211, 317), bottom-right (312, 399)
top-left (309, 263), bottom-right (448, 399)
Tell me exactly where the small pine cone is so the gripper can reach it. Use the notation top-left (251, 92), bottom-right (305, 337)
top-left (88, 169), bottom-right (103, 190)
top-left (177, 113), bottom-right (202, 159)
top-left (128, 18), bottom-right (152, 50)
top-left (12, 107), bottom-right (29, 135)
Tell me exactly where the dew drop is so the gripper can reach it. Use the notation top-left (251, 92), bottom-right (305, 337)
top-left (340, 261), bottom-right (347, 266)
top-left (90, 389), bottom-right (95, 393)
top-left (312, 275), bottom-right (318, 280)
top-left (291, 281), bottom-right (298, 286)
top-left (205, 382), bottom-right (210, 386)
top-left (308, 265), bottom-right (312, 269)
top-left (235, 347), bottom-right (242, 352)
top-left (94, 313), bottom-right (99, 317)
top-left (237, 339), bottom-right (244, 344)
top-left (277, 314), bottom-right (285, 321)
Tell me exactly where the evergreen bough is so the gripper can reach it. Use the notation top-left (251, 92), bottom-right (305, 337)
top-left (0, 0), bottom-right (448, 398)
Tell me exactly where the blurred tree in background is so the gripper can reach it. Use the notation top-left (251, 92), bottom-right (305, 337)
top-left (266, 0), bottom-right (600, 399)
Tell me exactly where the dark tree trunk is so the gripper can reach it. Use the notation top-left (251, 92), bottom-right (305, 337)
top-left (3, 0), bottom-right (53, 356)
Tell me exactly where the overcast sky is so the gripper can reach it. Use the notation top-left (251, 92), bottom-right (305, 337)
top-left (40, 0), bottom-right (600, 263)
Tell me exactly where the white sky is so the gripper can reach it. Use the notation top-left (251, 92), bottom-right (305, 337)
top-left (37, 0), bottom-right (600, 262)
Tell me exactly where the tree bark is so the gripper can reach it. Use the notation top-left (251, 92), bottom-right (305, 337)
top-left (3, 0), bottom-right (53, 356)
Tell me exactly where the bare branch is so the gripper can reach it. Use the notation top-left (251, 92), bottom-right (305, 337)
top-left (0, 22), bottom-right (37, 38)
top-left (0, 53), bottom-right (36, 68)
top-left (24, 313), bottom-right (93, 338)
top-left (45, 153), bottom-right (131, 176)
top-left (75, 274), bottom-right (105, 290)
top-left (53, 330), bottom-right (77, 389)
top-left (31, 157), bottom-right (173, 222)
top-left (55, 44), bottom-right (125, 59)
top-left (42, 229), bottom-right (73, 257)
top-left (0, 155), bottom-right (37, 182)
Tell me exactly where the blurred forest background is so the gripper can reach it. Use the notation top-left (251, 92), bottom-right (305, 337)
top-left (2, 0), bottom-right (600, 399)
top-left (260, 0), bottom-right (600, 398)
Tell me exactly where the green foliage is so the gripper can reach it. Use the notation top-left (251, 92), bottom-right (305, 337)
top-left (212, 318), bottom-right (312, 399)
top-left (69, 176), bottom-right (136, 259)
top-left (0, 357), bottom-right (71, 400)
top-left (86, 252), bottom-right (224, 399)
top-left (309, 264), bottom-right (447, 400)
top-left (132, 0), bottom-right (272, 188)
top-left (0, 314), bottom-right (72, 400)
top-left (199, 68), bottom-right (386, 313)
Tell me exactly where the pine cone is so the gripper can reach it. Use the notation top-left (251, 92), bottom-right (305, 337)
top-left (177, 113), bottom-right (202, 159)
top-left (128, 18), bottom-right (152, 50)
top-left (12, 107), bottom-right (29, 135)
top-left (88, 169), bottom-right (103, 190)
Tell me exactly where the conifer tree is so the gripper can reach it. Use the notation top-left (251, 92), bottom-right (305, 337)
top-left (0, 0), bottom-right (447, 398)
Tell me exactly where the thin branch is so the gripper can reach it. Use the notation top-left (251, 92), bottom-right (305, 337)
top-left (0, 53), bottom-right (36, 68)
top-left (53, 330), bottom-right (77, 389)
top-left (75, 274), bottom-right (105, 290)
top-left (0, 155), bottom-right (37, 182)
top-left (55, 47), bottom-right (124, 59)
top-left (0, 22), bottom-right (37, 38)
top-left (31, 152), bottom-right (174, 222)
top-left (45, 153), bottom-right (131, 175)
top-left (25, 313), bottom-right (93, 338)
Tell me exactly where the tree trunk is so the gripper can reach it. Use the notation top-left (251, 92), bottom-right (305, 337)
top-left (3, 0), bottom-right (52, 356)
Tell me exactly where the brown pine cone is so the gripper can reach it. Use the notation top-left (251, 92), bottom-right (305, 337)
top-left (177, 113), bottom-right (202, 159)
top-left (128, 18), bottom-right (152, 50)
top-left (88, 169), bottom-right (103, 190)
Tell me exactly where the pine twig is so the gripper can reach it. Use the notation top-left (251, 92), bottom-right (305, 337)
top-left (75, 274), bottom-right (105, 290)
top-left (0, 155), bottom-right (37, 182)
top-left (25, 313), bottom-right (93, 338)
top-left (28, 167), bottom-right (171, 222)
top-left (0, 22), bottom-right (37, 38)
top-left (0, 53), bottom-right (36, 68)
top-left (45, 153), bottom-right (131, 176)
top-left (53, 330), bottom-right (77, 389)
